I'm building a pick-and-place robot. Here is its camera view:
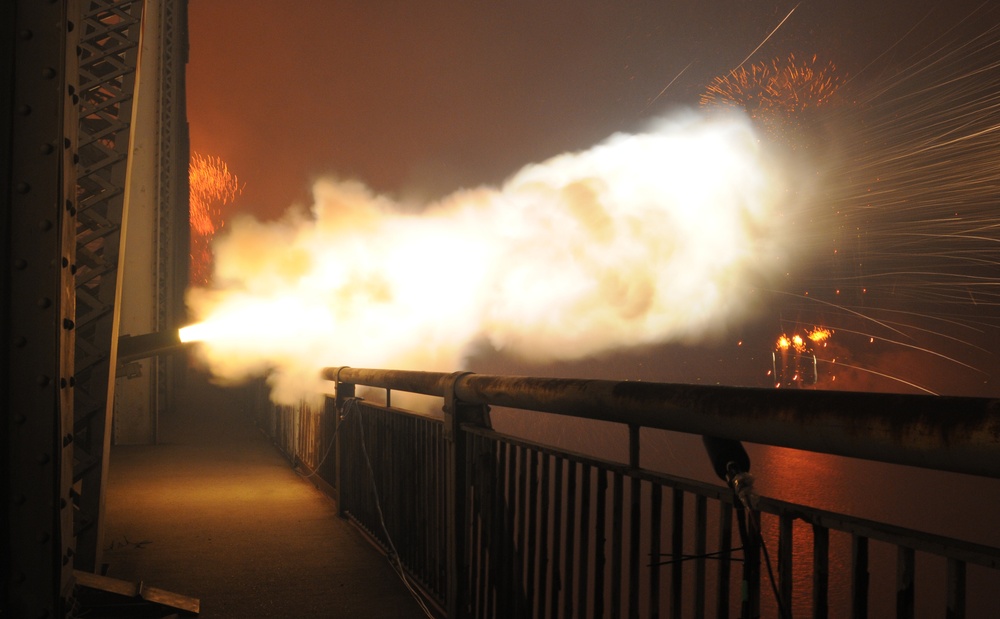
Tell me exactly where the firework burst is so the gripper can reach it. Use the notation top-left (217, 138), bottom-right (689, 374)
top-left (700, 54), bottom-right (845, 129)
top-left (189, 152), bottom-right (241, 286)
top-left (763, 8), bottom-right (1000, 395)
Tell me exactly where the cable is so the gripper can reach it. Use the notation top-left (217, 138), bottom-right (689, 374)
top-left (294, 399), bottom-right (354, 480)
top-left (750, 508), bottom-right (789, 619)
top-left (726, 464), bottom-right (791, 619)
top-left (356, 406), bottom-right (437, 619)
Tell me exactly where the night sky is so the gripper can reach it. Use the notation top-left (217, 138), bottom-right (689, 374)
top-left (186, 1), bottom-right (1000, 396)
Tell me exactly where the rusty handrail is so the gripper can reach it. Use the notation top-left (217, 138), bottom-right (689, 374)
top-left (323, 366), bottom-right (1000, 479)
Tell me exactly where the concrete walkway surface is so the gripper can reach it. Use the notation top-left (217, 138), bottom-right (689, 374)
top-left (98, 371), bottom-right (430, 619)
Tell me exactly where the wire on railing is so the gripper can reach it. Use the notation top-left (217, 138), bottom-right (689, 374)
top-left (724, 462), bottom-right (791, 619)
top-left (294, 398), bottom-right (353, 480)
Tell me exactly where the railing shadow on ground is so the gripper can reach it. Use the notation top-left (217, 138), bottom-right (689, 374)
top-left (249, 368), bottom-right (1000, 619)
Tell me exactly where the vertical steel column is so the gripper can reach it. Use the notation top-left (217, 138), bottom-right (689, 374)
top-left (333, 367), bottom-right (355, 514)
top-left (72, 0), bottom-right (144, 572)
top-left (3, 0), bottom-right (80, 615)
top-left (155, 0), bottom-right (190, 428)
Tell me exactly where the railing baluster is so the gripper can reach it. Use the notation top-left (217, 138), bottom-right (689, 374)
top-left (481, 434), bottom-right (495, 619)
top-left (550, 457), bottom-right (565, 619)
top-left (813, 524), bottom-right (829, 619)
top-left (671, 488), bottom-right (684, 618)
top-left (716, 502), bottom-right (733, 619)
top-left (527, 449), bottom-right (540, 613)
top-left (498, 441), bottom-right (514, 616)
top-left (611, 472), bottom-right (624, 619)
top-left (947, 558), bottom-right (966, 619)
top-left (484, 435), bottom-right (498, 618)
top-left (629, 477), bottom-right (641, 619)
top-left (537, 453), bottom-right (551, 619)
top-left (897, 546), bottom-right (915, 619)
top-left (516, 445), bottom-right (528, 616)
top-left (852, 534), bottom-right (870, 619)
top-left (779, 513), bottom-right (794, 613)
top-left (575, 463), bottom-right (591, 619)
top-left (595, 469), bottom-right (608, 619)
top-left (649, 483), bottom-right (662, 619)
top-left (563, 460), bottom-right (578, 619)
top-left (695, 494), bottom-right (708, 619)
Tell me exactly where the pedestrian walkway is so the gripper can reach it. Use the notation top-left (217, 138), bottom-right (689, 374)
top-left (99, 371), bottom-right (429, 618)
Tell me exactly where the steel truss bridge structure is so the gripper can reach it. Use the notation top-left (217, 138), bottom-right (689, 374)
top-left (4, 0), bottom-right (188, 616)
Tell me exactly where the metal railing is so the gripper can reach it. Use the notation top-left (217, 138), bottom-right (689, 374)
top-left (256, 368), bottom-right (1000, 618)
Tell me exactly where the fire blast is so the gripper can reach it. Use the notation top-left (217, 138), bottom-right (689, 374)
top-left (182, 113), bottom-right (797, 404)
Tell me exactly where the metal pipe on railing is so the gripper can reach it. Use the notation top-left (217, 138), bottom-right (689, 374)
top-left (321, 367), bottom-right (1000, 479)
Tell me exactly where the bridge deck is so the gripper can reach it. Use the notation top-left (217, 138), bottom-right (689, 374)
top-left (99, 371), bottom-right (428, 619)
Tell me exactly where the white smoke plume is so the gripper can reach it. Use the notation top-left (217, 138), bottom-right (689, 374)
top-left (183, 112), bottom-right (796, 403)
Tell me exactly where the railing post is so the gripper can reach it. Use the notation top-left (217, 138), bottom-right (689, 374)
top-left (333, 367), bottom-right (355, 518)
top-left (444, 371), bottom-right (490, 619)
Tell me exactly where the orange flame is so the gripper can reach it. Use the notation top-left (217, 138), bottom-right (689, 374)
top-left (808, 327), bottom-right (832, 343)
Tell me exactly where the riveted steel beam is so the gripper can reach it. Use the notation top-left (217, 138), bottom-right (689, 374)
top-left (4, 1), bottom-right (81, 615)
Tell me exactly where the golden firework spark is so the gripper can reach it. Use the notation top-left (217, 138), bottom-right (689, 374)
top-left (700, 54), bottom-right (844, 118)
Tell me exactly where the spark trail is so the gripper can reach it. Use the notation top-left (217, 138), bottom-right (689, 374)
top-left (711, 5), bottom-right (1000, 394)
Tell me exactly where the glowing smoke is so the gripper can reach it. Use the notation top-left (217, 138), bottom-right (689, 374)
top-left (184, 112), bottom-right (797, 403)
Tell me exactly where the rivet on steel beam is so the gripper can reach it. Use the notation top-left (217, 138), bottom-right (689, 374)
top-left (62, 256), bottom-right (69, 267)
top-left (18, 104), bottom-right (31, 115)
top-left (69, 376), bottom-right (75, 387)
top-left (13, 414), bottom-right (26, 424)
top-left (42, 67), bottom-right (57, 79)
top-left (36, 532), bottom-right (50, 544)
top-left (63, 433), bottom-right (73, 446)
top-left (37, 297), bottom-right (52, 309)
top-left (14, 336), bottom-right (27, 347)
top-left (19, 29), bottom-right (32, 40)
top-left (40, 143), bottom-right (54, 155)
top-left (38, 219), bottom-right (52, 231)
top-left (37, 452), bottom-right (51, 465)
top-left (67, 21), bottom-right (75, 33)
top-left (64, 137), bottom-right (71, 149)
top-left (14, 259), bottom-right (27, 270)
top-left (15, 182), bottom-right (30, 194)
top-left (63, 318), bottom-right (75, 330)
top-left (60, 378), bottom-right (68, 389)
top-left (13, 494), bottom-right (26, 505)
top-left (37, 375), bottom-right (50, 387)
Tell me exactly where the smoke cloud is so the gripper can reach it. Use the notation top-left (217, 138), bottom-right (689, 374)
top-left (184, 112), bottom-right (797, 403)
